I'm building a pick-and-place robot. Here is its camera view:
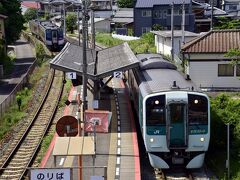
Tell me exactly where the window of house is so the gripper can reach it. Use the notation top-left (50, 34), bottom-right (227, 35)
top-left (153, 10), bottom-right (162, 19)
top-left (218, 64), bottom-right (234, 76)
top-left (174, 9), bottom-right (182, 15)
top-left (142, 27), bottom-right (151, 34)
top-left (142, 10), bottom-right (152, 17)
top-left (162, 10), bottom-right (167, 18)
top-left (236, 64), bottom-right (240, 76)
top-left (228, 5), bottom-right (237, 11)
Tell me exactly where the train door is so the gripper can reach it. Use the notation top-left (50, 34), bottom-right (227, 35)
top-left (167, 103), bottom-right (187, 148)
top-left (52, 30), bottom-right (58, 45)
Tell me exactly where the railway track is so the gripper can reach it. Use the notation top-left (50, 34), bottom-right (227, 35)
top-left (0, 69), bottom-right (64, 180)
top-left (153, 167), bottom-right (210, 180)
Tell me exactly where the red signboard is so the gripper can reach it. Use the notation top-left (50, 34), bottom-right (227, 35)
top-left (56, 115), bottom-right (78, 137)
top-left (84, 110), bottom-right (112, 133)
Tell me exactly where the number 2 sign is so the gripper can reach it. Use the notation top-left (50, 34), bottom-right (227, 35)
top-left (113, 71), bottom-right (123, 79)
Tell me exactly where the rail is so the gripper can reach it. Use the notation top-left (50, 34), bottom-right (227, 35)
top-left (0, 69), bottom-right (64, 179)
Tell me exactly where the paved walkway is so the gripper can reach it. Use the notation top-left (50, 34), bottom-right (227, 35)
top-left (0, 38), bottom-right (35, 103)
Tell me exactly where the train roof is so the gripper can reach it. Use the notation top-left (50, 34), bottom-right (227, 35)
top-left (29, 19), bottom-right (61, 30)
top-left (135, 54), bottom-right (200, 97)
top-left (40, 20), bottom-right (60, 29)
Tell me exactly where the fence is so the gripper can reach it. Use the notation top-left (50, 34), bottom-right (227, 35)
top-left (0, 49), bottom-right (36, 119)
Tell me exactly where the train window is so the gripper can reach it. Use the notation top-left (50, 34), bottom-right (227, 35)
top-left (46, 30), bottom-right (52, 40)
top-left (58, 29), bottom-right (63, 39)
top-left (146, 95), bottom-right (165, 126)
top-left (188, 94), bottom-right (208, 125)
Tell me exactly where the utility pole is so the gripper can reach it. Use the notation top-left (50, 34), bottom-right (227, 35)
top-left (181, 1), bottom-right (185, 45)
top-left (77, 4), bottom-right (81, 46)
top-left (91, 10), bottom-right (95, 49)
top-left (171, 2), bottom-right (174, 62)
top-left (227, 123), bottom-right (230, 180)
top-left (82, 0), bottom-right (88, 128)
top-left (63, 2), bottom-right (66, 37)
top-left (211, 0), bottom-right (214, 30)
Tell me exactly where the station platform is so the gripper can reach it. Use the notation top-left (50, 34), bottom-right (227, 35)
top-left (40, 78), bottom-right (141, 180)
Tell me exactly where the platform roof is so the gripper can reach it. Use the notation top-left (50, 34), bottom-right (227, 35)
top-left (50, 42), bottom-right (139, 80)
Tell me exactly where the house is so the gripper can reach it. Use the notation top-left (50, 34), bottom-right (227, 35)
top-left (91, 0), bottom-right (112, 10)
top-left (112, 8), bottom-right (133, 35)
top-left (223, 0), bottom-right (240, 18)
top-left (21, 1), bottom-right (40, 14)
top-left (181, 29), bottom-right (240, 90)
top-left (192, 0), bottom-right (227, 32)
top-left (91, 18), bottom-right (111, 33)
top-left (151, 30), bottom-right (200, 57)
top-left (133, 0), bottom-right (195, 37)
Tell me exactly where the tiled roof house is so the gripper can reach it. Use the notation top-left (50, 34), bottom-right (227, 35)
top-left (181, 29), bottom-right (240, 90)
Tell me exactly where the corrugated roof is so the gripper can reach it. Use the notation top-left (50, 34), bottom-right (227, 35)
top-left (112, 17), bottom-right (133, 23)
top-left (181, 29), bottom-right (240, 53)
top-left (50, 42), bottom-right (139, 80)
top-left (151, 30), bottom-right (199, 38)
top-left (114, 8), bottom-right (133, 18)
top-left (135, 0), bottom-right (191, 8)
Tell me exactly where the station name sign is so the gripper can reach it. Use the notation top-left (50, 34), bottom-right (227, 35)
top-left (30, 168), bottom-right (70, 180)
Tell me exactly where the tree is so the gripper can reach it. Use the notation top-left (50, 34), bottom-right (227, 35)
top-left (224, 48), bottom-right (240, 65)
top-left (66, 13), bottom-right (77, 34)
top-left (0, 0), bottom-right (25, 44)
top-left (152, 24), bottom-right (163, 31)
top-left (24, 8), bottom-right (37, 22)
top-left (214, 17), bottom-right (240, 30)
top-left (117, 0), bottom-right (134, 8)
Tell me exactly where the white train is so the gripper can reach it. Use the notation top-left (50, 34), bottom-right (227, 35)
top-left (29, 19), bottom-right (65, 51)
top-left (128, 54), bottom-right (210, 169)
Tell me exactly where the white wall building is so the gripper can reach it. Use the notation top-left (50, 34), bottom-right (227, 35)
top-left (151, 30), bottom-right (200, 57)
top-left (181, 29), bottom-right (240, 90)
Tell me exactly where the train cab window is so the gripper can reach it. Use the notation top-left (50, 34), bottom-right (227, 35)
top-left (188, 94), bottom-right (208, 125)
top-left (146, 95), bottom-right (165, 126)
top-left (58, 29), bottom-right (63, 39)
top-left (46, 29), bottom-right (52, 40)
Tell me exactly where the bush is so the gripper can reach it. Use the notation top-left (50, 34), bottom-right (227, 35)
top-left (207, 93), bottom-right (240, 179)
top-left (35, 42), bottom-right (45, 65)
top-left (66, 13), bottom-right (77, 34)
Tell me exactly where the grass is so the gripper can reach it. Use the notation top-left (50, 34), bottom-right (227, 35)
top-left (95, 33), bottom-right (156, 54)
top-left (0, 62), bottom-right (49, 139)
top-left (36, 133), bottom-right (54, 164)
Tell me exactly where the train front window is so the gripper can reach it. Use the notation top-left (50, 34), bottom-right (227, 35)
top-left (52, 31), bottom-right (57, 38)
top-left (146, 95), bottom-right (165, 126)
top-left (188, 94), bottom-right (208, 125)
top-left (46, 30), bottom-right (52, 40)
top-left (58, 29), bottom-right (63, 39)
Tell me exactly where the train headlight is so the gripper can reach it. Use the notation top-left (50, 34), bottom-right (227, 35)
top-left (155, 100), bottom-right (159, 105)
top-left (150, 138), bottom-right (154, 143)
top-left (200, 137), bottom-right (205, 142)
top-left (194, 99), bottom-right (199, 104)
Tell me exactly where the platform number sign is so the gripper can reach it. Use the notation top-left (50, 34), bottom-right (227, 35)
top-left (66, 72), bottom-right (77, 80)
top-left (113, 71), bottom-right (123, 79)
